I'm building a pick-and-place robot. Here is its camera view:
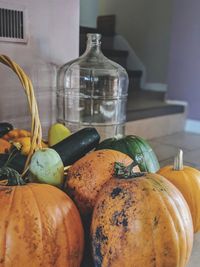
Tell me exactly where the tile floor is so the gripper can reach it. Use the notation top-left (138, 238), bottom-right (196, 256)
top-left (149, 131), bottom-right (200, 169)
top-left (148, 131), bottom-right (200, 267)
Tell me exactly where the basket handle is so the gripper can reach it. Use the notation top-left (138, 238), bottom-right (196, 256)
top-left (0, 55), bottom-right (42, 173)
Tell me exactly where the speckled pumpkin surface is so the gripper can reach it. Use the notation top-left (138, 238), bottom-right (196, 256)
top-left (91, 173), bottom-right (193, 267)
top-left (65, 149), bottom-right (140, 216)
top-left (0, 183), bottom-right (84, 267)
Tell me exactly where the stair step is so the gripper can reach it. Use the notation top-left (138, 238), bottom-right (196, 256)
top-left (97, 15), bottom-right (116, 36)
top-left (126, 90), bottom-right (184, 121)
top-left (102, 48), bottom-right (128, 58)
top-left (79, 42), bottom-right (129, 68)
top-left (126, 112), bottom-right (186, 139)
top-left (79, 19), bottom-right (185, 137)
top-left (80, 25), bottom-right (129, 68)
top-left (128, 90), bottom-right (166, 101)
top-left (127, 70), bottom-right (143, 89)
top-left (80, 26), bottom-right (100, 34)
top-left (80, 15), bottom-right (116, 37)
top-left (79, 44), bottom-right (128, 58)
top-left (125, 90), bottom-right (185, 138)
top-left (103, 49), bottom-right (128, 68)
top-left (127, 70), bottom-right (143, 78)
top-left (80, 26), bottom-right (98, 34)
top-left (126, 104), bottom-right (185, 121)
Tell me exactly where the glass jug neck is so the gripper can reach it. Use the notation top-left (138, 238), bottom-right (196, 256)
top-left (85, 33), bottom-right (102, 53)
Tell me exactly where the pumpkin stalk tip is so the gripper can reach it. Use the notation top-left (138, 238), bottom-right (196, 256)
top-left (173, 149), bottom-right (184, 171)
top-left (114, 161), bottom-right (144, 179)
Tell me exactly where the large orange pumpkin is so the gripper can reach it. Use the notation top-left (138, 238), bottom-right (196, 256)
top-left (91, 165), bottom-right (193, 267)
top-left (65, 149), bottom-right (139, 216)
top-left (158, 149), bottom-right (200, 233)
top-left (0, 168), bottom-right (84, 267)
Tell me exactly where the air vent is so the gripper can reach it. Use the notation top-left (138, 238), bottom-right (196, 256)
top-left (0, 5), bottom-right (27, 43)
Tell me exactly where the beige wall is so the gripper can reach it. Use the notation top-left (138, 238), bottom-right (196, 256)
top-left (0, 0), bottom-right (79, 136)
top-left (99, 0), bottom-right (172, 84)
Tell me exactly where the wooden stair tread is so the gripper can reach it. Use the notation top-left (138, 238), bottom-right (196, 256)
top-left (102, 48), bottom-right (128, 57)
top-left (97, 15), bottom-right (116, 36)
top-left (79, 46), bottom-right (128, 57)
top-left (127, 70), bottom-right (143, 78)
top-left (80, 26), bottom-right (99, 34)
top-left (127, 104), bottom-right (185, 121)
top-left (126, 90), bottom-right (184, 121)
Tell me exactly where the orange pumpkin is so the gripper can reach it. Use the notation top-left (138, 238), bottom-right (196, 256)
top-left (158, 149), bottom-right (200, 233)
top-left (91, 166), bottom-right (193, 267)
top-left (0, 138), bottom-right (11, 153)
top-left (65, 149), bottom-right (140, 217)
top-left (0, 167), bottom-right (84, 267)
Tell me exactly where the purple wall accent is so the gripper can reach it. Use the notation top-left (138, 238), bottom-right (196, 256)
top-left (168, 0), bottom-right (200, 120)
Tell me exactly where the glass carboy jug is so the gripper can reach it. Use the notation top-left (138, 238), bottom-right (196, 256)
top-left (57, 33), bottom-right (129, 140)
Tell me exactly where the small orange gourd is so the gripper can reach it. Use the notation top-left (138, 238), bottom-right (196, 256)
top-left (158, 149), bottom-right (200, 233)
top-left (91, 163), bottom-right (193, 267)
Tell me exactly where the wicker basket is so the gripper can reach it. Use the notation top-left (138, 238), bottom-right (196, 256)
top-left (0, 55), bottom-right (43, 174)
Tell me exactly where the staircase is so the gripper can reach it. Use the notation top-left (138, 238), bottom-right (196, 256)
top-left (80, 15), bottom-right (186, 139)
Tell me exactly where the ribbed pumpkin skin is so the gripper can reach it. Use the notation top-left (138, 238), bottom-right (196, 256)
top-left (96, 135), bottom-right (160, 173)
top-left (91, 173), bottom-right (193, 267)
top-left (158, 165), bottom-right (200, 233)
top-left (0, 183), bottom-right (84, 267)
top-left (65, 149), bottom-right (139, 216)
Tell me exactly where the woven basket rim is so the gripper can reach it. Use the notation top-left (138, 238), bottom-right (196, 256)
top-left (0, 54), bottom-right (42, 174)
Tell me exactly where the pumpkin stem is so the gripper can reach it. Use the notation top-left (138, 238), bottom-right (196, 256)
top-left (173, 149), bottom-right (184, 171)
top-left (114, 161), bottom-right (144, 179)
top-left (0, 167), bottom-right (26, 186)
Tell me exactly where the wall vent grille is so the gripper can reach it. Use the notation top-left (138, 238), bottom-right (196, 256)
top-left (0, 6), bottom-right (27, 43)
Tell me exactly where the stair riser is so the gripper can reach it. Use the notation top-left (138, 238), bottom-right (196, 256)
top-left (128, 77), bottom-right (141, 91)
top-left (105, 56), bottom-right (127, 68)
top-left (125, 112), bottom-right (186, 139)
top-left (101, 36), bottom-right (115, 50)
top-left (97, 15), bottom-right (116, 36)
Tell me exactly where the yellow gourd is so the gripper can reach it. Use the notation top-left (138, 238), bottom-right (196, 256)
top-left (13, 137), bottom-right (47, 156)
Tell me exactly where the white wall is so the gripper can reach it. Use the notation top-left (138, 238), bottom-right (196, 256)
top-left (0, 0), bottom-right (79, 136)
top-left (80, 0), bottom-right (98, 27)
